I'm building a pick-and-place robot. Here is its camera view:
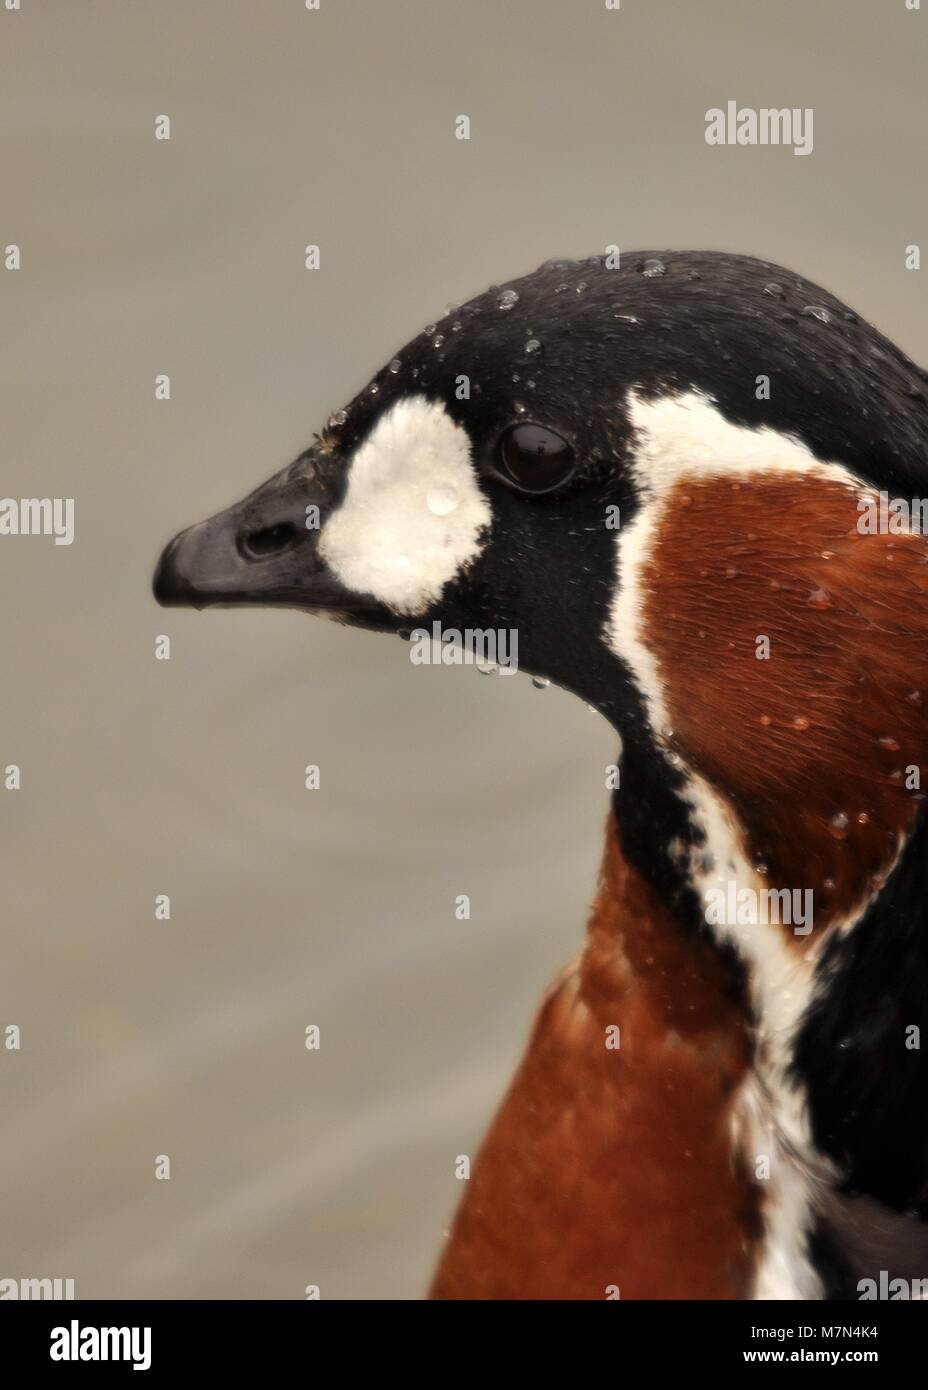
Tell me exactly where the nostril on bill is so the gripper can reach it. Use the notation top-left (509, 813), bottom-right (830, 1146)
top-left (237, 522), bottom-right (298, 560)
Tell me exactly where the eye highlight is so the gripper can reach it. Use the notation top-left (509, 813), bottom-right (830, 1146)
top-left (497, 423), bottom-right (575, 494)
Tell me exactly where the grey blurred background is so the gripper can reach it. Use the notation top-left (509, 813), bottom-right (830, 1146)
top-left (1, 0), bottom-right (925, 1299)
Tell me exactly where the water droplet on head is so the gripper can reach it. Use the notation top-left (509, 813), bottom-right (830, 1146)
top-left (828, 811), bottom-right (849, 840)
top-left (369, 383), bottom-right (379, 395)
top-left (555, 283), bottom-right (570, 295)
top-left (388, 358), bottom-right (402, 374)
top-left (525, 338), bottom-right (541, 354)
top-left (763, 282), bottom-right (785, 300)
top-left (423, 323), bottom-right (436, 336)
top-left (642, 258), bottom-right (666, 278)
top-left (426, 484), bottom-right (459, 516)
top-left (329, 409), bottom-right (347, 427)
top-left (451, 321), bottom-right (463, 333)
top-left (878, 735), bottom-right (901, 751)
top-left (802, 305), bottom-right (832, 324)
top-left (907, 689), bottom-right (922, 705)
top-left (807, 586), bottom-right (832, 610)
top-left (575, 281), bottom-right (588, 294)
top-left (498, 289), bottom-right (519, 311)
top-left (792, 716), bottom-right (811, 731)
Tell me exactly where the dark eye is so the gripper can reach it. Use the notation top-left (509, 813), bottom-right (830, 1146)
top-left (498, 423), bottom-right (575, 494)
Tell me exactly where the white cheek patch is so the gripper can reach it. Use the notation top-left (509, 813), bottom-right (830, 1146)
top-left (318, 394), bottom-right (492, 614)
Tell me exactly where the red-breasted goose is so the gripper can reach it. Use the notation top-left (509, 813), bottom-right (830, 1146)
top-left (155, 251), bottom-right (928, 1299)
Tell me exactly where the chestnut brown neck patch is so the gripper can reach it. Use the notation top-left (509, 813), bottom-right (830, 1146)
top-left (641, 471), bottom-right (928, 933)
top-left (430, 818), bottom-right (759, 1300)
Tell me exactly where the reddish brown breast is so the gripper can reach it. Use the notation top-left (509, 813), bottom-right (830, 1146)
top-left (429, 819), bottom-right (759, 1299)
